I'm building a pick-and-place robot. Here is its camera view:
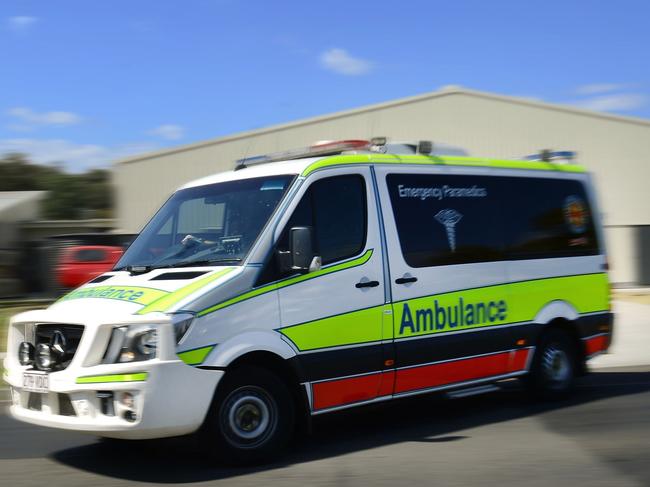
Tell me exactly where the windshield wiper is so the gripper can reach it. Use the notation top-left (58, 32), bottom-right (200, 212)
top-left (114, 258), bottom-right (242, 274)
top-left (113, 265), bottom-right (154, 275)
top-left (163, 257), bottom-right (243, 268)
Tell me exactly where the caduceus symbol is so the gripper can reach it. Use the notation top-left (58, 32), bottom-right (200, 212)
top-left (435, 209), bottom-right (463, 252)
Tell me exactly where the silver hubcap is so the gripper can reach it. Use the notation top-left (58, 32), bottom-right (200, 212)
top-left (229, 395), bottom-right (269, 440)
top-left (221, 387), bottom-right (276, 448)
top-left (542, 345), bottom-right (571, 387)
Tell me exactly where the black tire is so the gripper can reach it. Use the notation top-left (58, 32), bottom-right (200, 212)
top-left (200, 366), bottom-right (295, 465)
top-left (526, 328), bottom-right (578, 400)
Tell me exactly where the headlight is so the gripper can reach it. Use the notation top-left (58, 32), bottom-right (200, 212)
top-left (35, 343), bottom-right (53, 370)
top-left (103, 325), bottom-right (157, 364)
top-left (18, 342), bottom-right (35, 366)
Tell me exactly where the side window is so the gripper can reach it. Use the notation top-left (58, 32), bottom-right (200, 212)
top-left (286, 175), bottom-right (366, 265)
top-left (260, 175), bottom-right (367, 283)
top-left (386, 174), bottom-right (504, 267)
top-left (311, 175), bottom-right (367, 263)
top-left (503, 177), bottom-right (599, 259)
top-left (74, 249), bottom-right (108, 262)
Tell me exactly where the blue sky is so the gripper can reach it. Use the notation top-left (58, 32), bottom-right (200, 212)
top-left (1, 0), bottom-right (648, 171)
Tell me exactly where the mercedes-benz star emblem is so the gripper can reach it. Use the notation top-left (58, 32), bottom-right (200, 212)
top-left (50, 330), bottom-right (67, 356)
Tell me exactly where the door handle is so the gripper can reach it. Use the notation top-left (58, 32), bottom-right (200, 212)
top-left (355, 280), bottom-right (380, 288)
top-left (395, 276), bottom-right (418, 284)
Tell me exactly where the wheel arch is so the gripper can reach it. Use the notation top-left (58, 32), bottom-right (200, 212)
top-left (533, 300), bottom-right (586, 374)
top-left (533, 300), bottom-right (579, 324)
top-left (204, 331), bottom-right (310, 430)
top-left (203, 330), bottom-right (298, 368)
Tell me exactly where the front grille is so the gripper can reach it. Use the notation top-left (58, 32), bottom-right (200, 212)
top-left (58, 394), bottom-right (77, 416)
top-left (27, 392), bottom-right (43, 411)
top-left (34, 324), bottom-right (84, 371)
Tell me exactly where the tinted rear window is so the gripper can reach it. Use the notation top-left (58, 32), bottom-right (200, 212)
top-left (386, 174), bottom-right (599, 267)
top-left (503, 177), bottom-right (599, 259)
top-left (387, 174), bottom-right (504, 267)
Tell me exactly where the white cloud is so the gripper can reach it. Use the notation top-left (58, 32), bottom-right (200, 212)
top-left (320, 48), bottom-right (372, 76)
top-left (7, 16), bottom-right (38, 31)
top-left (0, 138), bottom-right (159, 172)
top-left (574, 83), bottom-right (629, 96)
top-left (7, 107), bottom-right (82, 127)
top-left (573, 93), bottom-right (647, 112)
top-left (147, 124), bottom-right (185, 140)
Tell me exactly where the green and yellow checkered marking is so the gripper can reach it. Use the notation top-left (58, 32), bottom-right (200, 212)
top-left (280, 305), bottom-right (385, 352)
top-left (76, 372), bottom-right (148, 384)
top-left (302, 154), bottom-right (587, 177)
top-left (278, 273), bottom-right (609, 351)
top-left (197, 250), bottom-right (373, 317)
top-left (177, 345), bottom-right (216, 365)
top-left (59, 286), bottom-right (168, 306)
top-left (137, 268), bottom-right (234, 314)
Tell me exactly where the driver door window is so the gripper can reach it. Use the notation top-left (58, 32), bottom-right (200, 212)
top-left (263, 175), bottom-right (367, 282)
top-left (282, 174), bottom-right (366, 264)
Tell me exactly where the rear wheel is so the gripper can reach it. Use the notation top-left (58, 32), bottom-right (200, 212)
top-left (201, 366), bottom-right (295, 465)
top-left (527, 328), bottom-right (577, 399)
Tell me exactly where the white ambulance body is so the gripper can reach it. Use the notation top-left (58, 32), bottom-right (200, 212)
top-left (3, 140), bottom-right (612, 463)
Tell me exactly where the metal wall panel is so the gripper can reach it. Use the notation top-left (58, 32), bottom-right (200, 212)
top-left (113, 91), bottom-right (650, 284)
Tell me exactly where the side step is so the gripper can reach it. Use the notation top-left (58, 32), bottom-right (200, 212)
top-left (445, 384), bottom-right (500, 399)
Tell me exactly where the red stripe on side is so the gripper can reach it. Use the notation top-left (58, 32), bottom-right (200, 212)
top-left (394, 352), bottom-right (511, 394)
top-left (509, 349), bottom-right (531, 372)
top-left (585, 335), bottom-right (609, 356)
top-left (312, 350), bottom-right (530, 411)
top-left (312, 373), bottom-right (383, 411)
top-left (378, 370), bottom-right (395, 397)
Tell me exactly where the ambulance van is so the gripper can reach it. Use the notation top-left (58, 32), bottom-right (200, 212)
top-left (3, 139), bottom-right (613, 463)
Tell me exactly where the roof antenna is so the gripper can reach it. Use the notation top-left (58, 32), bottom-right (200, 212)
top-left (235, 137), bottom-right (256, 171)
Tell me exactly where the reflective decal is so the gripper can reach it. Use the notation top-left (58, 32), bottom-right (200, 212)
top-left (301, 154), bottom-right (587, 177)
top-left (58, 286), bottom-right (168, 306)
top-left (177, 345), bottom-right (216, 365)
top-left (434, 208), bottom-right (463, 252)
top-left (395, 273), bottom-right (609, 339)
top-left (564, 195), bottom-right (589, 234)
top-left (137, 268), bottom-right (234, 315)
top-left (76, 372), bottom-right (148, 384)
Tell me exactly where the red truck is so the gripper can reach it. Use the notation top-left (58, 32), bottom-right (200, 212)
top-left (56, 245), bottom-right (123, 288)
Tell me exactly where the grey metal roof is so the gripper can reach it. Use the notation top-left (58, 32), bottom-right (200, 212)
top-left (115, 86), bottom-right (650, 166)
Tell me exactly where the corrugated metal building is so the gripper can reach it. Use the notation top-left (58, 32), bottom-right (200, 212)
top-left (114, 87), bottom-right (650, 285)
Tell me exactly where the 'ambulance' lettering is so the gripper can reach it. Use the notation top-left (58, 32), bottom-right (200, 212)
top-left (399, 298), bottom-right (508, 335)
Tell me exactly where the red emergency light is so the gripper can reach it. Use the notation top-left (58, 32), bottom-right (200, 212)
top-left (235, 139), bottom-right (372, 169)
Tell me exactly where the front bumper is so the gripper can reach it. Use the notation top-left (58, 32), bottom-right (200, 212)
top-left (3, 311), bottom-right (222, 439)
top-left (4, 360), bottom-right (222, 439)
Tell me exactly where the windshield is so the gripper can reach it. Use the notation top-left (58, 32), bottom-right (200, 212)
top-left (115, 175), bottom-right (295, 271)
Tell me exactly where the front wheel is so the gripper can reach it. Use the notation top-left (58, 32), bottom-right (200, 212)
top-left (200, 366), bottom-right (295, 465)
top-left (526, 328), bottom-right (577, 399)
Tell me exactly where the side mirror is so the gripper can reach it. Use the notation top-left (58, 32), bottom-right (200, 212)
top-left (289, 227), bottom-right (321, 274)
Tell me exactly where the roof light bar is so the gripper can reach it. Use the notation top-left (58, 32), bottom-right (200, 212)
top-left (523, 150), bottom-right (577, 164)
top-left (235, 139), bottom-right (370, 169)
top-left (234, 137), bottom-right (469, 169)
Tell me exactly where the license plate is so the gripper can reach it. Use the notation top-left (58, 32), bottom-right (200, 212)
top-left (23, 372), bottom-right (49, 393)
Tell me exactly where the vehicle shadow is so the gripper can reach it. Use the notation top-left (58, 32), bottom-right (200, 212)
top-left (50, 368), bottom-right (650, 484)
